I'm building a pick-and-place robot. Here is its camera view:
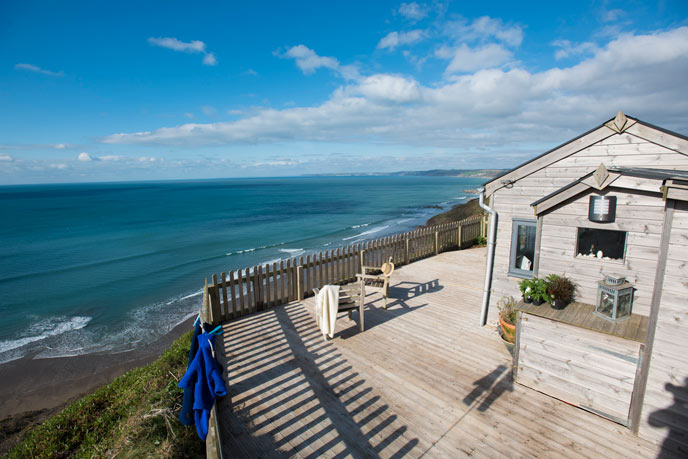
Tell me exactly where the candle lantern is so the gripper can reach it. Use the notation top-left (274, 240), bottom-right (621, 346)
top-left (595, 274), bottom-right (634, 322)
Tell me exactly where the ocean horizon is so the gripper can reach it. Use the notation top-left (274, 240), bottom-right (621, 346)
top-left (0, 175), bottom-right (483, 364)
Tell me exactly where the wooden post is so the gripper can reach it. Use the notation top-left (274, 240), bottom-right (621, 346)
top-left (359, 249), bottom-right (365, 273)
top-left (297, 265), bottom-right (304, 301)
top-left (202, 278), bottom-right (210, 323)
top-left (405, 238), bottom-right (410, 265)
top-left (458, 224), bottom-right (463, 250)
top-left (435, 231), bottom-right (439, 255)
top-left (211, 274), bottom-right (221, 325)
top-left (221, 272), bottom-right (229, 322)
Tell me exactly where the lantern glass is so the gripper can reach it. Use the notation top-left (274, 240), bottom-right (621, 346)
top-left (617, 290), bottom-right (633, 320)
top-left (595, 281), bottom-right (634, 322)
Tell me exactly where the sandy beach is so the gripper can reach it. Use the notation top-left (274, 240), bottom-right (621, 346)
top-left (0, 317), bottom-right (195, 453)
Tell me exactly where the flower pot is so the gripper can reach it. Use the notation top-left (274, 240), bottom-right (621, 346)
top-left (552, 299), bottom-right (567, 310)
top-left (523, 296), bottom-right (533, 304)
top-left (499, 314), bottom-right (516, 344)
top-left (532, 298), bottom-right (543, 306)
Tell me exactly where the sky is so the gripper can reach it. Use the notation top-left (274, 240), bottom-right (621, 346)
top-left (1, 0), bottom-right (688, 184)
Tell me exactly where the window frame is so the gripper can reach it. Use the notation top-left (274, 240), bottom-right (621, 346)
top-left (574, 227), bottom-right (628, 262)
top-left (508, 218), bottom-right (538, 279)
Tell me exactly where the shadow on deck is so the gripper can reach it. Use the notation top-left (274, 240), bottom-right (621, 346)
top-left (215, 248), bottom-right (665, 458)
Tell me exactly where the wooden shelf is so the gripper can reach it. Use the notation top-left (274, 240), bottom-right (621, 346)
top-left (516, 301), bottom-right (648, 343)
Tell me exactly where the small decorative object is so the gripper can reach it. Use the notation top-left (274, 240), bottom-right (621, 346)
top-left (518, 278), bottom-right (534, 303)
top-left (546, 274), bottom-right (576, 310)
top-left (595, 274), bottom-right (634, 321)
top-left (596, 250), bottom-right (603, 259)
top-left (589, 195), bottom-right (617, 223)
top-left (497, 296), bottom-right (517, 344)
top-left (530, 278), bottom-right (551, 306)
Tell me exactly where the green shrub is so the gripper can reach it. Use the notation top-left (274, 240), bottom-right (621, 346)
top-left (8, 330), bottom-right (205, 458)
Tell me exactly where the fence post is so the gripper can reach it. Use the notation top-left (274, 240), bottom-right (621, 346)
top-left (297, 265), bottom-right (304, 301)
top-left (435, 231), bottom-right (439, 255)
top-left (360, 249), bottom-right (365, 272)
top-left (458, 224), bottom-right (463, 250)
top-left (405, 238), bottom-right (410, 265)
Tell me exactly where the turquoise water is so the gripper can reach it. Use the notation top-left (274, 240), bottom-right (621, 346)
top-left (0, 176), bottom-right (482, 362)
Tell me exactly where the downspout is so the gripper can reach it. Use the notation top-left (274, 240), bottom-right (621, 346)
top-left (478, 187), bottom-right (497, 326)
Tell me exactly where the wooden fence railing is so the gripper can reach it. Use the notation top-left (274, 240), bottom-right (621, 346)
top-left (204, 215), bottom-right (485, 325)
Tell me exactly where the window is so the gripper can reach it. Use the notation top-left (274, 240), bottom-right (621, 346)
top-left (509, 219), bottom-right (537, 278)
top-left (576, 228), bottom-right (627, 261)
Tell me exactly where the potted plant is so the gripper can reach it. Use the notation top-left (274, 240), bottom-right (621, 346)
top-left (518, 278), bottom-right (534, 304)
top-left (546, 274), bottom-right (576, 310)
top-left (497, 296), bottom-right (517, 344)
top-left (530, 277), bottom-right (551, 306)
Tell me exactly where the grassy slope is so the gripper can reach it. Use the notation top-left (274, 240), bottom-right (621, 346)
top-left (7, 331), bottom-right (205, 458)
top-left (425, 198), bottom-right (484, 226)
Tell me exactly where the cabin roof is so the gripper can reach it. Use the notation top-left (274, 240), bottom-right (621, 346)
top-left (482, 113), bottom-right (688, 196)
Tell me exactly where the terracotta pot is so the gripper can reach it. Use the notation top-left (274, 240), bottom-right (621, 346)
top-left (499, 314), bottom-right (516, 344)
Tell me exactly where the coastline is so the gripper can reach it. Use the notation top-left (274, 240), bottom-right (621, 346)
top-left (0, 316), bottom-right (195, 452)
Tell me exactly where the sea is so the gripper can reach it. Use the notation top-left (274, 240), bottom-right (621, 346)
top-left (0, 176), bottom-right (483, 364)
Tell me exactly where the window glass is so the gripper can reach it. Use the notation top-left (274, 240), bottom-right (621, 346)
top-left (576, 228), bottom-right (626, 260)
top-left (509, 220), bottom-right (537, 278)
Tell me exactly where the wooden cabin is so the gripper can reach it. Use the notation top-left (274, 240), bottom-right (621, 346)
top-left (481, 112), bottom-right (688, 455)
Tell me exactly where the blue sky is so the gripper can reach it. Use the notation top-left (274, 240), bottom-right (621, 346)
top-left (1, 0), bottom-right (687, 184)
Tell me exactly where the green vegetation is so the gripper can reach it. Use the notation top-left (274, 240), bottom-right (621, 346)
top-left (7, 331), bottom-right (204, 459)
top-left (425, 198), bottom-right (484, 226)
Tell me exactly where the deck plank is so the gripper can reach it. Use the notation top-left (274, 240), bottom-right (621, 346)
top-left (215, 247), bottom-right (665, 458)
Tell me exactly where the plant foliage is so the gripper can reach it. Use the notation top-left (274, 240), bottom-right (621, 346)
top-left (8, 330), bottom-right (205, 459)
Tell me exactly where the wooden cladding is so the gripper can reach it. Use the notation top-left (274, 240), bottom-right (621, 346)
top-left (205, 215), bottom-right (484, 325)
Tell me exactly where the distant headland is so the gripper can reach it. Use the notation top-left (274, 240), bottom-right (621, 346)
top-left (301, 168), bottom-right (507, 178)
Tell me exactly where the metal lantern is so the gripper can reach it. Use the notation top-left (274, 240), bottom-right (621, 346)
top-left (595, 274), bottom-right (634, 321)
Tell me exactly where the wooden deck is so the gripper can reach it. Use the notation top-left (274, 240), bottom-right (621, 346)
top-left (215, 247), bottom-right (668, 458)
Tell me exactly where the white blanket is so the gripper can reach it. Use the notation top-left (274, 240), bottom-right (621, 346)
top-left (315, 285), bottom-right (340, 339)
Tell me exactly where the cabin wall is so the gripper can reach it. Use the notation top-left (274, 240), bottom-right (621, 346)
top-left (639, 200), bottom-right (688, 454)
top-left (487, 130), bottom-right (688, 323)
top-left (536, 187), bottom-right (664, 316)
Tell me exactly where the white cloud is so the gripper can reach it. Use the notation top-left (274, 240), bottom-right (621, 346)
top-left (14, 63), bottom-right (64, 77)
top-left (437, 43), bottom-right (513, 73)
top-left (148, 37), bottom-right (217, 66)
top-left (281, 45), bottom-right (340, 74)
top-left (54, 143), bottom-right (68, 149)
top-left (279, 45), bottom-right (359, 79)
top-left (49, 163), bottom-right (68, 169)
top-left (552, 40), bottom-right (599, 60)
top-left (398, 2), bottom-right (428, 21)
top-left (603, 9), bottom-right (624, 22)
top-left (103, 27), bottom-right (688, 159)
top-left (202, 52), bottom-right (217, 66)
top-left (377, 30), bottom-right (425, 50)
top-left (138, 156), bottom-right (157, 162)
top-left (0, 154), bottom-right (13, 161)
top-left (444, 16), bottom-right (523, 47)
top-left (77, 152), bottom-right (92, 161)
top-left (202, 105), bottom-right (217, 117)
top-left (100, 155), bottom-right (124, 161)
top-left (347, 74), bottom-right (422, 103)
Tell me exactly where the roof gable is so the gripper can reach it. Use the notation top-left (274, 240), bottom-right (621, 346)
top-left (484, 112), bottom-right (688, 196)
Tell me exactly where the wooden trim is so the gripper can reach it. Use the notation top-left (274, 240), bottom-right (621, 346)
top-left (534, 182), bottom-right (591, 216)
top-left (625, 122), bottom-right (688, 155)
top-left (628, 199), bottom-right (675, 434)
top-left (665, 187), bottom-right (688, 202)
top-left (512, 311), bottom-right (523, 379)
top-left (532, 215), bottom-right (543, 277)
top-left (485, 125), bottom-right (616, 196)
